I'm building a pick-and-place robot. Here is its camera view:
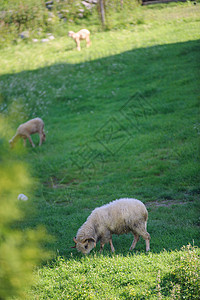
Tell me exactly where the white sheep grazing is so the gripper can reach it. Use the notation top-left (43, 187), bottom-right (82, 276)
top-left (9, 117), bottom-right (46, 148)
top-left (68, 29), bottom-right (91, 51)
top-left (72, 198), bottom-right (150, 254)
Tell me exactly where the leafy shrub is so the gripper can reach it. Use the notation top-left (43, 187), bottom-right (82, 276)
top-left (0, 0), bottom-right (48, 31)
top-left (0, 0), bottom-right (49, 47)
top-left (53, 0), bottom-right (95, 22)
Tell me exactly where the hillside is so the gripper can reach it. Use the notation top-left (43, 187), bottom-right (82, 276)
top-left (0, 2), bottom-right (199, 299)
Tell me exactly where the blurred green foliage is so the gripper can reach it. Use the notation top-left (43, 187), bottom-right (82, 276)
top-left (0, 116), bottom-right (52, 299)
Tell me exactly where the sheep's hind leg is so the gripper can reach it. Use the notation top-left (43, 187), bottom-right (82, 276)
top-left (100, 242), bottom-right (104, 253)
top-left (27, 135), bottom-right (35, 147)
top-left (139, 231), bottom-right (150, 252)
top-left (109, 238), bottom-right (115, 253)
top-left (86, 37), bottom-right (91, 47)
top-left (76, 40), bottom-right (81, 51)
top-left (39, 133), bottom-right (43, 146)
top-left (129, 233), bottom-right (140, 251)
top-left (23, 138), bottom-right (27, 147)
top-left (144, 233), bottom-right (150, 252)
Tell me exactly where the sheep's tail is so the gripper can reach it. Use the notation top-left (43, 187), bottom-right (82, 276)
top-left (144, 220), bottom-right (147, 231)
top-left (144, 210), bottom-right (148, 230)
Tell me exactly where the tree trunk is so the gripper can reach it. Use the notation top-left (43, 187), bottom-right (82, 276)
top-left (99, 0), bottom-right (105, 28)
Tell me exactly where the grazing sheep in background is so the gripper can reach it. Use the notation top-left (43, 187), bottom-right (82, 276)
top-left (68, 29), bottom-right (91, 51)
top-left (72, 198), bottom-right (150, 254)
top-left (9, 117), bottom-right (46, 148)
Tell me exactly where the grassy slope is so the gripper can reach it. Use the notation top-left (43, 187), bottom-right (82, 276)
top-left (0, 2), bottom-right (200, 299)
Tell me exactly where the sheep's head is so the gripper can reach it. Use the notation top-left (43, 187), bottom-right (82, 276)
top-left (68, 31), bottom-right (74, 38)
top-left (72, 237), bottom-right (96, 254)
top-left (9, 139), bottom-right (14, 148)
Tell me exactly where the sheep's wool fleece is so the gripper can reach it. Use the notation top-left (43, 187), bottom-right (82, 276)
top-left (77, 198), bottom-right (148, 239)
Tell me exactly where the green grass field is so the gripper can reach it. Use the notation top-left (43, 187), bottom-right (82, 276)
top-left (0, 2), bottom-right (200, 299)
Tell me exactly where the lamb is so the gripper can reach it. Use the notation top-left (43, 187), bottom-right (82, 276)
top-left (68, 29), bottom-right (91, 51)
top-left (72, 198), bottom-right (150, 254)
top-left (9, 117), bottom-right (46, 148)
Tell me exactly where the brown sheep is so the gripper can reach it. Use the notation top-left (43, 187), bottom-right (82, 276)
top-left (9, 117), bottom-right (46, 148)
top-left (68, 29), bottom-right (91, 51)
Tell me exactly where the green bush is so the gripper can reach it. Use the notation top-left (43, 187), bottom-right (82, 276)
top-left (0, 0), bottom-right (48, 31)
top-left (53, 0), bottom-right (95, 21)
top-left (0, 0), bottom-right (49, 47)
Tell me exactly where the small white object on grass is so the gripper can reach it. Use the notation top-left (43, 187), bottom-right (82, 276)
top-left (48, 35), bottom-right (55, 40)
top-left (41, 38), bottom-right (49, 43)
top-left (18, 194), bottom-right (28, 201)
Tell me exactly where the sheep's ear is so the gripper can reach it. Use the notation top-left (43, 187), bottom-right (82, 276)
top-left (87, 238), bottom-right (96, 248)
top-left (71, 237), bottom-right (77, 248)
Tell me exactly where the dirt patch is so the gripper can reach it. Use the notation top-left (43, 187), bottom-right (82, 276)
top-left (44, 177), bottom-right (79, 189)
top-left (146, 200), bottom-right (189, 208)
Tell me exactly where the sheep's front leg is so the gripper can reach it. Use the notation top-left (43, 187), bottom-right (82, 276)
top-left (100, 242), bottom-right (105, 253)
top-left (39, 133), bottom-right (44, 146)
top-left (129, 234), bottom-right (140, 251)
top-left (86, 37), bottom-right (91, 48)
top-left (27, 134), bottom-right (35, 147)
top-left (76, 39), bottom-right (81, 51)
top-left (23, 138), bottom-right (27, 147)
top-left (145, 233), bottom-right (151, 252)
